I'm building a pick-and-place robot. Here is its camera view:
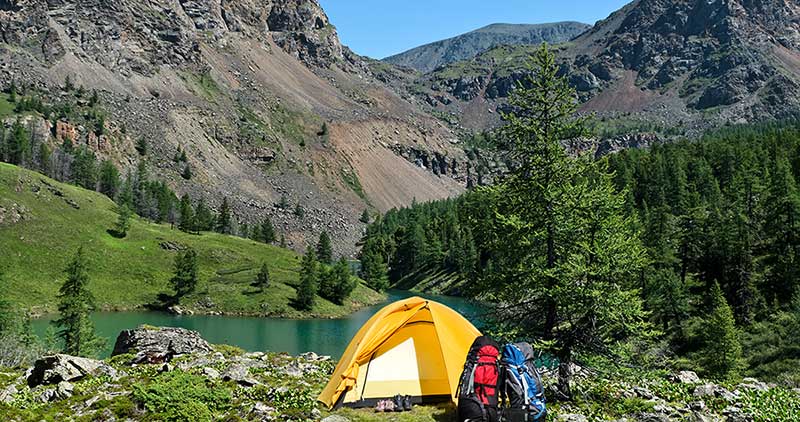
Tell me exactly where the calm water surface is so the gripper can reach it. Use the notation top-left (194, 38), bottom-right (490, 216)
top-left (32, 290), bottom-right (486, 359)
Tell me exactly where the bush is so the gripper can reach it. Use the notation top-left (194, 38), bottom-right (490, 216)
top-left (132, 370), bottom-right (232, 422)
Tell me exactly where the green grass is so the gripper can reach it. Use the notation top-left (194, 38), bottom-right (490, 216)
top-left (180, 71), bottom-right (223, 103)
top-left (0, 93), bottom-right (14, 117)
top-left (0, 163), bottom-right (383, 317)
top-left (340, 168), bottom-right (368, 203)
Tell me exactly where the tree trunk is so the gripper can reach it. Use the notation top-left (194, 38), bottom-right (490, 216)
top-left (556, 349), bottom-right (573, 401)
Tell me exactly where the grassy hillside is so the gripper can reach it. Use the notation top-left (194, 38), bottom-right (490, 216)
top-left (0, 163), bottom-right (384, 317)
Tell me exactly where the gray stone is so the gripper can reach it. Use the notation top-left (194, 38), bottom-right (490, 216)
top-left (0, 384), bottom-right (17, 404)
top-left (723, 406), bottom-right (753, 422)
top-left (321, 416), bottom-right (350, 422)
top-left (27, 354), bottom-right (118, 387)
top-left (635, 413), bottom-right (670, 422)
top-left (202, 367), bottom-right (221, 379)
top-left (56, 381), bottom-right (74, 400)
top-left (558, 414), bottom-right (588, 422)
top-left (694, 384), bottom-right (719, 397)
top-left (737, 378), bottom-right (769, 392)
top-left (112, 326), bottom-right (213, 357)
top-left (634, 386), bottom-right (654, 399)
top-left (222, 364), bottom-right (259, 386)
top-left (689, 401), bottom-right (706, 411)
top-left (285, 364), bottom-right (303, 377)
top-left (677, 370), bottom-right (701, 384)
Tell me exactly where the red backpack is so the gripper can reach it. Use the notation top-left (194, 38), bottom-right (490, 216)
top-left (457, 336), bottom-right (501, 422)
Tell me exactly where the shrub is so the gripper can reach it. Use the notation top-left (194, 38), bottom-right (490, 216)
top-left (132, 370), bottom-right (232, 422)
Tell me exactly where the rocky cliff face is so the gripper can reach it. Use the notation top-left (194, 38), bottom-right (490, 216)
top-left (410, 0), bottom-right (800, 132)
top-left (0, 0), bottom-right (469, 255)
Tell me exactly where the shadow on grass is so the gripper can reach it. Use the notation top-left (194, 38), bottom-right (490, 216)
top-left (106, 229), bottom-right (126, 239)
top-left (145, 293), bottom-right (179, 311)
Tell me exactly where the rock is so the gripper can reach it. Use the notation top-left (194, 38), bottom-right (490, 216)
top-left (0, 384), bottom-right (17, 403)
top-left (202, 367), bottom-right (221, 379)
top-left (693, 384), bottom-right (718, 397)
top-left (635, 413), bottom-right (670, 422)
top-left (634, 386), bottom-right (654, 399)
top-left (737, 378), bottom-right (769, 392)
top-left (251, 401), bottom-right (276, 420)
top-left (558, 414), bottom-right (588, 422)
top-left (688, 401), bottom-right (706, 411)
top-left (285, 364), bottom-right (303, 377)
top-left (112, 326), bottom-right (213, 357)
top-left (300, 351), bottom-right (330, 362)
top-left (723, 406), bottom-right (754, 422)
top-left (311, 408), bottom-right (322, 419)
top-left (675, 370), bottom-right (701, 384)
top-left (27, 354), bottom-right (118, 387)
top-left (37, 388), bottom-right (58, 403)
top-left (56, 381), bottom-right (74, 400)
top-left (167, 305), bottom-right (194, 315)
top-left (222, 364), bottom-right (259, 387)
top-left (321, 416), bottom-right (350, 422)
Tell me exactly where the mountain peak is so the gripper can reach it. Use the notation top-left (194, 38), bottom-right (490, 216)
top-left (383, 21), bottom-right (591, 73)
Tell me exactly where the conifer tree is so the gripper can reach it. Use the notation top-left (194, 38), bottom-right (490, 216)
top-left (254, 263), bottom-right (270, 292)
top-left (280, 233), bottom-right (287, 248)
top-left (170, 248), bottom-right (198, 299)
top-left (216, 197), bottom-right (232, 234)
top-left (294, 203), bottom-right (305, 218)
top-left (53, 248), bottom-right (105, 357)
top-left (181, 164), bottom-right (192, 180)
top-left (98, 160), bottom-right (120, 199)
top-left (700, 282), bottom-right (744, 380)
top-left (316, 231), bottom-right (333, 264)
top-left (360, 248), bottom-right (389, 292)
top-left (194, 198), bottom-right (214, 231)
top-left (332, 258), bottom-right (356, 305)
top-left (261, 218), bottom-right (276, 243)
top-left (178, 194), bottom-right (195, 233)
top-left (359, 209), bottom-right (370, 224)
top-left (487, 44), bottom-right (647, 399)
top-left (112, 205), bottom-right (132, 238)
top-left (296, 247), bottom-right (318, 311)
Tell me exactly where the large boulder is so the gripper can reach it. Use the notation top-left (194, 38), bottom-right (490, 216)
top-left (112, 326), bottom-right (213, 357)
top-left (27, 354), bottom-right (117, 387)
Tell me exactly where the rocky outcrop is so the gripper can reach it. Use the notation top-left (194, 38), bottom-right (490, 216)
top-left (26, 354), bottom-right (118, 387)
top-left (112, 325), bottom-right (213, 357)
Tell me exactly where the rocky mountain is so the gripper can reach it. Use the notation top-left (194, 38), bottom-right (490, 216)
top-left (382, 22), bottom-right (591, 73)
top-left (0, 0), bottom-right (472, 255)
top-left (411, 0), bottom-right (800, 133)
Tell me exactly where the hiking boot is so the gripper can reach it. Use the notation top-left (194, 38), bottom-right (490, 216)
top-left (384, 399), bottom-right (395, 412)
top-left (393, 394), bottom-right (403, 412)
top-left (374, 400), bottom-right (385, 412)
top-left (403, 395), bottom-right (412, 411)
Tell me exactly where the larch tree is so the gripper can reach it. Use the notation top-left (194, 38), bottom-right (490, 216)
top-left (170, 248), bottom-right (199, 300)
top-left (53, 248), bottom-right (105, 357)
top-left (485, 44), bottom-right (648, 399)
top-left (296, 247), bottom-right (318, 311)
top-left (316, 231), bottom-right (333, 265)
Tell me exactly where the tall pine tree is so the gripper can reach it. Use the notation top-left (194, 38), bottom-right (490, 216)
top-left (53, 248), bottom-right (105, 357)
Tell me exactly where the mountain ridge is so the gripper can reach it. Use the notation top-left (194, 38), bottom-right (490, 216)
top-left (382, 21), bottom-right (591, 73)
top-left (408, 0), bottom-right (800, 132)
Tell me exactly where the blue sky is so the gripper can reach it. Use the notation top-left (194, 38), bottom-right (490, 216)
top-left (318, 0), bottom-right (632, 59)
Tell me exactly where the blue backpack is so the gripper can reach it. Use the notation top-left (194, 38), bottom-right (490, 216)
top-left (500, 343), bottom-right (546, 422)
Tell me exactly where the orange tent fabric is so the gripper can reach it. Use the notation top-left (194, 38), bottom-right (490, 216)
top-left (318, 296), bottom-right (481, 409)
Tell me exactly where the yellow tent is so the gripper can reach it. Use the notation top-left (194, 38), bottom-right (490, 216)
top-left (318, 296), bottom-right (481, 409)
